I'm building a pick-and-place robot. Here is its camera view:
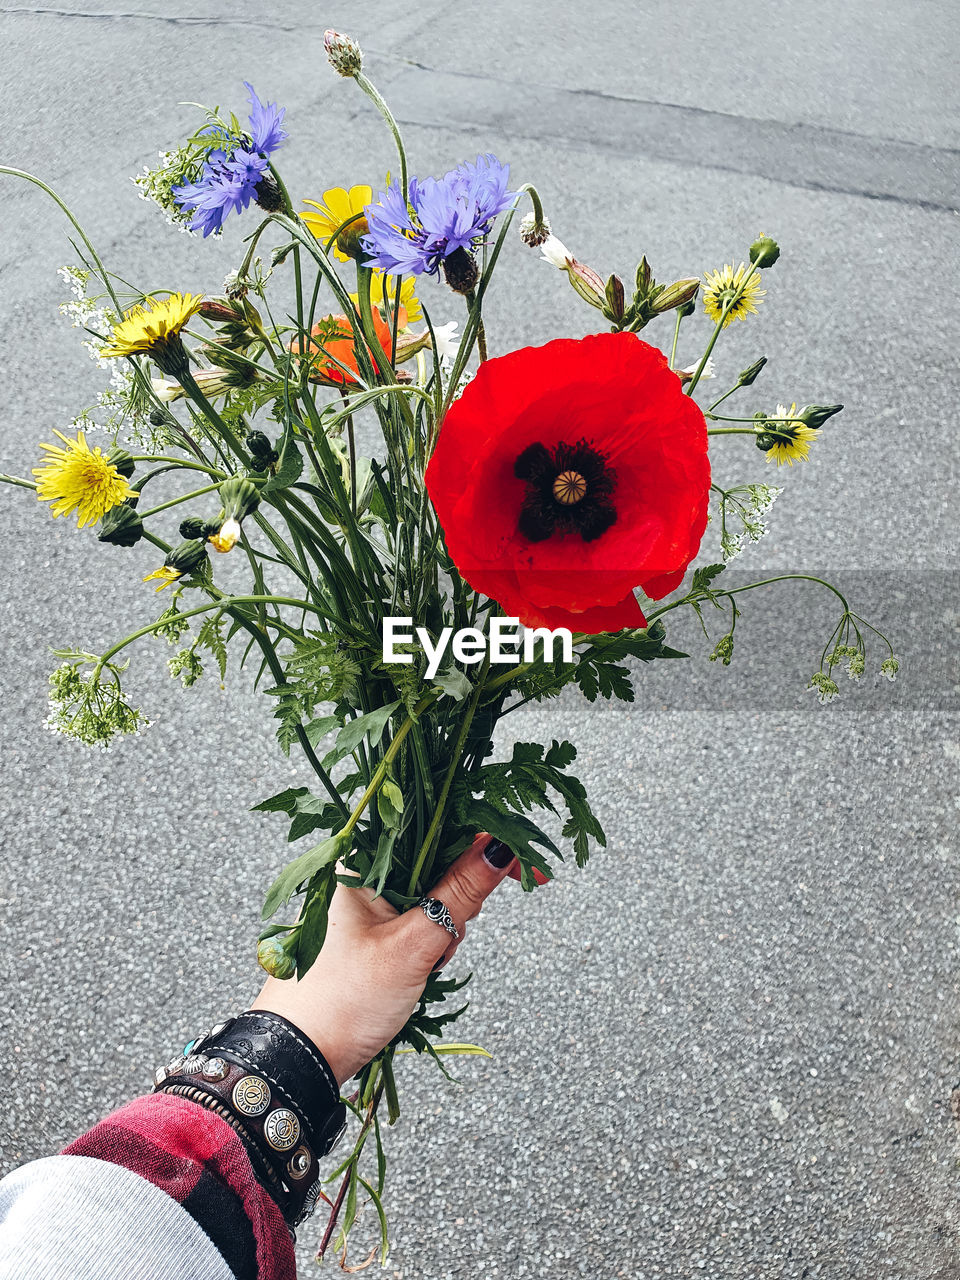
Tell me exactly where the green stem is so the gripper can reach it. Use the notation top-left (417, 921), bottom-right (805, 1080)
top-left (646, 573), bottom-right (852, 624)
top-left (668, 310), bottom-right (683, 370)
top-left (133, 480), bottom-right (228, 519)
top-left (408, 655), bottom-right (491, 896)
top-left (684, 261), bottom-right (761, 396)
top-left (178, 368), bottom-right (252, 466)
top-left (354, 73), bottom-right (408, 196)
top-left (341, 693), bottom-right (440, 841)
top-left (0, 474), bottom-right (37, 492)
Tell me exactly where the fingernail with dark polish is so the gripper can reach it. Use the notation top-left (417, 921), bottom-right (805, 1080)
top-left (483, 837), bottom-right (514, 869)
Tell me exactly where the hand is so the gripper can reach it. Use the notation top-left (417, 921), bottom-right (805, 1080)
top-left (250, 833), bottom-right (518, 1084)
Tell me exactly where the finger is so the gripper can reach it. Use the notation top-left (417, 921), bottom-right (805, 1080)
top-left (399, 832), bottom-right (517, 970)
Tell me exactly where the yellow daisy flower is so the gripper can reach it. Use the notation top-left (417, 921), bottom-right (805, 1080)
top-left (32, 430), bottom-right (134, 528)
top-left (302, 186), bottom-right (372, 262)
top-left (101, 292), bottom-right (204, 361)
top-left (702, 262), bottom-right (765, 328)
top-left (349, 271), bottom-right (423, 324)
top-left (764, 404), bottom-right (819, 467)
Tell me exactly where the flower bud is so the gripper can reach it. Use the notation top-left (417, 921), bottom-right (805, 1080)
top-left (199, 297), bottom-right (241, 324)
top-left (442, 246), bottom-right (480, 294)
top-left (97, 502), bottom-right (143, 547)
top-left (167, 538), bottom-right (209, 575)
top-left (519, 211), bottom-right (551, 248)
top-left (324, 28), bottom-right (363, 77)
top-left (257, 933), bottom-right (298, 980)
top-left (149, 407), bottom-right (169, 427)
top-left (566, 258), bottom-right (607, 311)
top-left (677, 297), bottom-right (697, 318)
top-left (603, 274), bottom-right (625, 323)
top-left (105, 445), bottom-right (136, 479)
top-left (749, 235), bottom-right (780, 268)
top-left (336, 215), bottom-right (370, 262)
top-left (736, 356), bottom-right (768, 387)
top-left (635, 256), bottom-right (652, 297)
top-left (799, 403), bottom-right (843, 429)
top-left (271, 241), bottom-right (296, 267)
top-left (651, 277), bottom-right (700, 314)
top-left (178, 515), bottom-right (217, 540)
top-left (246, 430), bottom-right (279, 470)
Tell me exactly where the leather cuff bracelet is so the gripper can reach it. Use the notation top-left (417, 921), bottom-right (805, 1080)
top-left (152, 1010), bottom-right (347, 1228)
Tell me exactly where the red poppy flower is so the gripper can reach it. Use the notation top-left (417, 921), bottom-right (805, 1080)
top-left (425, 333), bottom-right (710, 632)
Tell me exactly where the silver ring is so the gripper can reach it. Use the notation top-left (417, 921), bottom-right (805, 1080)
top-left (418, 896), bottom-right (460, 939)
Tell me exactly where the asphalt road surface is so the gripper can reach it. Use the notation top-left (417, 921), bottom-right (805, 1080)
top-left (1, 3), bottom-right (958, 1277)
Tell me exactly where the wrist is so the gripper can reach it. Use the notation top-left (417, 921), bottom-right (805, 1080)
top-left (251, 979), bottom-right (356, 1086)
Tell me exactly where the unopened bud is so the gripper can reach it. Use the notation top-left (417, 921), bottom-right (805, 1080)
top-left (178, 515), bottom-right (215, 540)
top-left (98, 503), bottom-right (143, 547)
top-left (169, 538), bottom-right (208, 574)
top-left (199, 298), bottom-right (241, 324)
top-left (635, 256), bottom-right (652, 297)
top-left (737, 356), bottom-right (768, 387)
top-left (324, 28), bottom-right (363, 77)
top-left (799, 403), bottom-right (843, 429)
top-left (678, 297), bottom-right (697, 318)
top-left (519, 211), bottom-right (551, 248)
top-left (749, 235), bottom-right (780, 268)
top-left (604, 274), bottom-right (625, 323)
top-left (651, 277), bottom-right (700, 314)
top-left (566, 258), bottom-right (607, 311)
top-left (257, 933), bottom-right (297, 980)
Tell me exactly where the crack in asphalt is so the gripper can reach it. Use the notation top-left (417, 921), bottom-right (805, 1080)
top-left (2, 8), bottom-right (957, 211)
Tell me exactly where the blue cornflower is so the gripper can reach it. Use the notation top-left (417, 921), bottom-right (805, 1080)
top-left (172, 84), bottom-right (287, 237)
top-left (362, 154), bottom-right (516, 281)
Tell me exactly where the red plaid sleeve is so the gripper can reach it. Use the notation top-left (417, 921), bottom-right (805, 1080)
top-left (62, 1092), bottom-right (296, 1280)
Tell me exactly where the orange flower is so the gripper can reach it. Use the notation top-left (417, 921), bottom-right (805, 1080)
top-left (292, 308), bottom-right (398, 387)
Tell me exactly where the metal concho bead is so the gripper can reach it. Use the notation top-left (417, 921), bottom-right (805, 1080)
top-left (232, 1075), bottom-right (271, 1117)
top-left (287, 1146), bottom-right (311, 1180)
top-left (201, 1057), bottom-right (228, 1082)
top-left (264, 1107), bottom-right (301, 1152)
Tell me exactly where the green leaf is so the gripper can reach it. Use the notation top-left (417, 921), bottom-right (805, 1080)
top-left (295, 866), bottom-right (336, 975)
top-left (261, 436), bottom-right (303, 494)
top-left (432, 665), bottom-right (473, 702)
top-left (251, 786), bottom-right (308, 814)
top-left (286, 809), bottom-right (329, 843)
top-left (692, 562), bottom-right (726, 593)
top-left (358, 1177), bottom-right (391, 1265)
top-left (196, 614), bottom-right (228, 682)
top-left (321, 700), bottom-right (400, 770)
top-left (366, 828), bottom-right (397, 896)
top-left (262, 831), bottom-right (348, 920)
top-left (304, 714), bottom-right (340, 748)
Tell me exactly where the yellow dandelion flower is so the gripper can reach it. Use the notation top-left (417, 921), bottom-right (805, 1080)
top-left (302, 185), bottom-right (372, 262)
top-left (702, 262), bottom-right (765, 328)
top-left (764, 404), bottom-right (819, 467)
top-left (142, 565), bottom-right (183, 592)
top-left (349, 270), bottom-right (422, 324)
top-left (32, 429), bottom-right (134, 528)
top-left (101, 292), bottom-right (204, 363)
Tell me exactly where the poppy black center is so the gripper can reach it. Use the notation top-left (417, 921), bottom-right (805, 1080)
top-left (514, 439), bottom-right (617, 543)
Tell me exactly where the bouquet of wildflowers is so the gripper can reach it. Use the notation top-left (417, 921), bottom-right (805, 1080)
top-left (1, 29), bottom-right (898, 1266)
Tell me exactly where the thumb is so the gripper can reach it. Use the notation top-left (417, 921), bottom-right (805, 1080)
top-left (398, 832), bottom-right (517, 970)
